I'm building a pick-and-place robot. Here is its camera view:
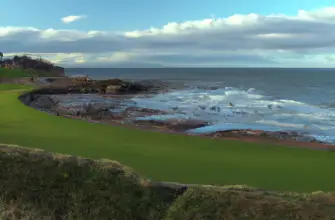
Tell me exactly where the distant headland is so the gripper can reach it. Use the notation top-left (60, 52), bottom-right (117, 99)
top-left (0, 53), bottom-right (65, 77)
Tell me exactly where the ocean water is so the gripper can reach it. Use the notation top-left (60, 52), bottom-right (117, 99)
top-left (66, 68), bottom-right (335, 143)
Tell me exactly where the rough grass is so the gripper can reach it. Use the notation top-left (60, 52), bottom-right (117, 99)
top-left (0, 84), bottom-right (32, 91)
top-left (0, 69), bottom-right (30, 77)
top-left (0, 144), bottom-right (181, 220)
top-left (164, 187), bottom-right (335, 220)
top-left (1, 144), bottom-right (335, 220)
top-left (1, 84), bottom-right (335, 192)
top-left (0, 68), bottom-right (54, 78)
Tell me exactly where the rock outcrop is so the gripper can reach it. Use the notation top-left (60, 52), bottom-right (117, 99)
top-left (28, 78), bottom-right (159, 95)
top-left (134, 118), bottom-right (209, 131)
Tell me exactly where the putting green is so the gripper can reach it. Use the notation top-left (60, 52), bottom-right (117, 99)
top-left (1, 84), bottom-right (335, 192)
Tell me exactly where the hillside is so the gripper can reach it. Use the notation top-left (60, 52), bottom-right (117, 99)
top-left (0, 55), bottom-right (65, 77)
top-left (1, 144), bottom-right (335, 220)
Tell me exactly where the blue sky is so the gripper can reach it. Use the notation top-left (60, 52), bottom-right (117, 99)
top-left (1, 0), bottom-right (335, 67)
top-left (2, 0), bottom-right (335, 30)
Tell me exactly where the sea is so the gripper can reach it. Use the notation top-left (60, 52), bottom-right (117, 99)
top-left (65, 68), bottom-right (335, 143)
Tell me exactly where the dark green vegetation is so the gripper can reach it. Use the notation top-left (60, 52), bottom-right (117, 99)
top-left (0, 144), bottom-right (180, 220)
top-left (0, 84), bottom-right (32, 91)
top-left (165, 187), bottom-right (335, 220)
top-left (2, 145), bottom-right (335, 219)
top-left (0, 67), bottom-right (62, 78)
top-left (0, 55), bottom-right (64, 77)
top-left (0, 68), bottom-right (31, 77)
top-left (1, 84), bottom-right (335, 193)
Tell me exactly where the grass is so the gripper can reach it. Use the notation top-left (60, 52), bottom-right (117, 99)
top-left (0, 68), bottom-right (55, 78)
top-left (0, 84), bottom-right (32, 91)
top-left (1, 84), bottom-right (335, 192)
top-left (0, 68), bottom-right (31, 77)
top-left (1, 144), bottom-right (335, 220)
top-left (0, 144), bottom-right (181, 220)
top-left (164, 186), bottom-right (335, 220)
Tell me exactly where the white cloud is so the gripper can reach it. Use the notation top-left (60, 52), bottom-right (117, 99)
top-left (2, 7), bottom-right (335, 67)
top-left (61, 15), bottom-right (86, 24)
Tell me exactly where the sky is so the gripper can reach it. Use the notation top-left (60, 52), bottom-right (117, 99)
top-left (1, 0), bottom-right (335, 67)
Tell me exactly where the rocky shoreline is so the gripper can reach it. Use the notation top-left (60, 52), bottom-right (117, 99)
top-left (17, 76), bottom-right (335, 151)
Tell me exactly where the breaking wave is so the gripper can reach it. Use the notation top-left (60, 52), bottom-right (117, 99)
top-left (131, 86), bottom-right (335, 143)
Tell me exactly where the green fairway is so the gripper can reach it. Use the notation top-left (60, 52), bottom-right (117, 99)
top-left (1, 84), bottom-right (335, 192)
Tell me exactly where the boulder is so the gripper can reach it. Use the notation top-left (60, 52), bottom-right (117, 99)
top-left (106, 85), bottom-right (123, 93)
top-left (167, 119), bottom-right (208, 131)
top-left (123, 107), bottom-right (167, 117)
top-left (31, 96), bottom-right (57, 109)
top-left (134, 119), bottom-right (208, 131)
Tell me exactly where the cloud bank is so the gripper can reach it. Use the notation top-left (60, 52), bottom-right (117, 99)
top-left (2, 7), bottom-right (335, 67)
top-left (61, 15), bottom-right (86, 24)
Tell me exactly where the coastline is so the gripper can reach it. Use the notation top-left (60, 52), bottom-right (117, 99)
top-left (18, 76), bottom-right (335, 152)
top-left (41, 110), bottom-right (335, 151)
top-left (3, 80), bottom-right (335, 193)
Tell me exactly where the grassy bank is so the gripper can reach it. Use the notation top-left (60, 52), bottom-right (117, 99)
top-left (0, 84), bottom-right (32, 91)
top-left (0, 68), bottom-right (56, 78)
top-left (1, 144), bottom-right (335, 220)
top-left (0, 68), bottom-right (31, 77)
top-left (0, 144), bottom-right (180, 220)
top-left (1, 84), bottom-right (335, 192)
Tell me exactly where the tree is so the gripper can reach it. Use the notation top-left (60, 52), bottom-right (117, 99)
top-left (0, 52), bottom-right (3, 67)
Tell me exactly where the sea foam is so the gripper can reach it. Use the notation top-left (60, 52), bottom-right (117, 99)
top-left (131, 86), bottom-right (335, 143)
